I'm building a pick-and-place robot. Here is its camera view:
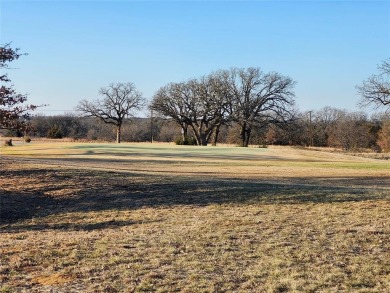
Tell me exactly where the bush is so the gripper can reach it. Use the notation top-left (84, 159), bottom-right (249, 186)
top-left (174, 136), bottom-right (197, 145)
top-left (4, 139), bottom-right (12, 146)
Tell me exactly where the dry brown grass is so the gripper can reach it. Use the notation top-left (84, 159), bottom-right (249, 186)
top-left (0, 143), bottom-right (389, 292)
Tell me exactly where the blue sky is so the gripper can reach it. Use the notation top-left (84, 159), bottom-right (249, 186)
top-left (1, 0), bottom-right (389, 116)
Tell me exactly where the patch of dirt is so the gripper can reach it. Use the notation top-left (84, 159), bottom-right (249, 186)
top-left (32, 273), bottom-right (74, 285)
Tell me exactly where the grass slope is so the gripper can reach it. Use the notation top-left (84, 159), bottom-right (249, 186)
top-left (0, 142), bottom-right (389, 292)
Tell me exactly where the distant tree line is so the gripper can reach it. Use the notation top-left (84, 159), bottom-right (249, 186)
top-left (1, 107), bottom-right (388, 152)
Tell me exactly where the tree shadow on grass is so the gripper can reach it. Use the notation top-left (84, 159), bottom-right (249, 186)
top-left (1, 166), bottom-right (389, 227)
top-left (64, 178), bottom-right (386, 212)
top-left (0, 189), bottom-right (57, 224)
top-left (2, 218), bottom-right (163, 233)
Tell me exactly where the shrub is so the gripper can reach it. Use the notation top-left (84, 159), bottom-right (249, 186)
top-left (174, 136), bottom-right (197, 145)
top-left (4, 139), bottom-right (12, 146)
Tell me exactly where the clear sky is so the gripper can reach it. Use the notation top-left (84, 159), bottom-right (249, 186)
top-left (1, 0), bottom-right (389, 116)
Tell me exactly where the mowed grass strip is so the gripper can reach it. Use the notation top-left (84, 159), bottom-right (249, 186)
top-left (0, 143), bottom-right (389, 292)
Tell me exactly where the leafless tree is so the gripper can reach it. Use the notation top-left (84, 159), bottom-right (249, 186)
top-left (76, 82), bottom-right (145, 143)
top-left (357, 59), bottom-right (390, 111)
top-left (151, 72), bottom-right (232, 146)
top-left (150, 82), bottom-right (192, 142)
top-left (1, 44), bottom-right (38, 131)
top-left (151, 68), bottom-right (295, 147)
top-left (185, 74), bottom-right (232, 146)
top-left (228, 67), bottom-right (296, 147)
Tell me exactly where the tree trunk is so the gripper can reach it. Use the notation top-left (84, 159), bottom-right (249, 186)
top-left (240, 123), bottom-right (251, 147)
top-left (194, 133), bottom-right (201, 146)
top-left (240, 123), bottom-right (246, 147)
top-left (181, 126), bottom-right (188, 142)
top-left (211, 125), bottom-right (220, 146)
top-left (193, 131), bottom-right (208, 146)
top-left (245, 128), bottom-right (251, 147)
top-left (200, 134), bottom-right (208, 146)
top-left (116, 125), bottom-right (121, 143)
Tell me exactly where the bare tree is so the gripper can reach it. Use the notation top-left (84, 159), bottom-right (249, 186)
top-left (208, 70), bottom-right (233, 146)
top-left (185, 74), bottom-right (232, 146)
top-left (357, 59), bottom-right (390, 110)
top-left (228, 67), bottom-right (296, 147)
top-left (151, 72), bottom-right (232, 146)
top-left (150, 82), bottom-right (192, 142)
top-left (1, 44), bottom-right (38, 131)
top-left (76, 82), bottom-right (145, 143)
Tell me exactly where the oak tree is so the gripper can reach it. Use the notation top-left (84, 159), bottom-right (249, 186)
top-left (150, 82), bottom-right (192, 142)
top-left (151, 72), bottom-right (232, 146)
top-left (228, 67), bottom-right (296, 147)
top-left (76, 82), bottom-right (145, 143)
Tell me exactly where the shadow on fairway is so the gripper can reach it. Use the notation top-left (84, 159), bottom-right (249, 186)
top-left (1, 217), bottom-right (162, 232)
top-left (1, 165), bottom-right (389, 228)
top-left (0, 189), bottom-right (57, 224)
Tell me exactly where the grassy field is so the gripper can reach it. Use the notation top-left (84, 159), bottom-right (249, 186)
top-left (1, 142), bottom-right (389, 292)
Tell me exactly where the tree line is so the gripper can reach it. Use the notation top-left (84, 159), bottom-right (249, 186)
top-left (2, 108), bottom-right (389, 152)
top-left (1, 44), bottom-right (390, 151)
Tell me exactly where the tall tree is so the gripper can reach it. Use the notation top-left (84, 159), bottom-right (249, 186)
top-left (208, 70), bottom-right (233, 146)
top-left (0, 44), bottom-right (37, 131)
top-left (76, 82), bottom-right (145, 143)
top-left (228, 67), bottom-right (296, 147)
top-left (150, 82), bottom-right (192, 142)
top-left (357, 59), bottom-right (390, 110)
top-left (151, 72), bottom-right (232, 146)
top-left (185, 75), bottom-right (232, 146)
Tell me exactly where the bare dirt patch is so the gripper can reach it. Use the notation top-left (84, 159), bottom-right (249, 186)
top-left (33, 273), bottom-right (74, 286)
